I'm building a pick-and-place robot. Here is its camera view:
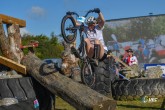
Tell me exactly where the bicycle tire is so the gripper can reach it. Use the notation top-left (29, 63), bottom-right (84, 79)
top-left (112, 78), bottom-right (165, 101)
top-left (81, 63), bottom-right (95, 88)
top-left (81, 57), bottom-right (117, 96)
top-left (61, 15), bottom-right (77, 44)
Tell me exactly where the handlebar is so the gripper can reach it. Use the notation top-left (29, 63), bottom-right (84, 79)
top-left (84, 9), bottom-right (94, 17)
top-left (66, 9), bottom-right (95, 17)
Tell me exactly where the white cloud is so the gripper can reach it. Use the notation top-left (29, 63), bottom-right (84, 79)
top-left (28, 6), bottom-right (46, 20)
top-left (20, 28), bottom-right (30, 36)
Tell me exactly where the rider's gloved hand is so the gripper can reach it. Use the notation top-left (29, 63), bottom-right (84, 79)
top-left (93, 8), bottom-right (100, 13)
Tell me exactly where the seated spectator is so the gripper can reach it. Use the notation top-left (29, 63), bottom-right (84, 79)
top-left (125, 48), bottom-right (138, 66)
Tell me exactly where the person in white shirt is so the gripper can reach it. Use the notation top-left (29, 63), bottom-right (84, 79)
top-left (83, 8), bottom-right (107, 65)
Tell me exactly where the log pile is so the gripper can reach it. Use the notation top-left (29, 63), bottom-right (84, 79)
top-left (21, 53), bottom-right (116, 110)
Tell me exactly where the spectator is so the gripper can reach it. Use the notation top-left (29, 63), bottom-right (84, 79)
top-left (143, 45), bottom-right (150, 63)
top-left (125, 48), bottom-right (138, 66)
top-left (135, 45), bottom-right (144, 63)
top-left (113, 41), bottom-right (120, 56)
top-left (138, 36), bottom-right (145, 48)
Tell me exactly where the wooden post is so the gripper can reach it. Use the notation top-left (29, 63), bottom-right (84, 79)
top-left (7, 24), bottom-right (24, 63)
top-left (0, 20), bottom-right (15, 59)
top-left (0, 13), bottom-right (26, 62)
top-left (21, 53), bottom-right (117, 110)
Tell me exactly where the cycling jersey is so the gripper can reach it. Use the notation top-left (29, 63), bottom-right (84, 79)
top-left (84, 25), bottom-right (107, 51)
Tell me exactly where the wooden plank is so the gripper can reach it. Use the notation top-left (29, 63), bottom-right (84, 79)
top-left (0, 56), bottom-right (26, 74)
top-left (0, 14), bottom-right (26, 27)
top-left (107, 53), bottom-right (133, 71)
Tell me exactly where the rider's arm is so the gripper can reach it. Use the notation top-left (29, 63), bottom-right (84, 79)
top-left (97, 12), bottom-right (105, 29)
top-left (75, 20), bottom-right (80, 26)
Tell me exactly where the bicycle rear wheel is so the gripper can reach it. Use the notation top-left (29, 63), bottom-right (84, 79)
top-left (61, 15), bottom-right (77, 44)
top-left (81, 62), bottom-right (95, 88)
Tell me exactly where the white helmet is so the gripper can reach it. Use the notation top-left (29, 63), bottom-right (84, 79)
top-left (85, 16), bottom-right (97, 25)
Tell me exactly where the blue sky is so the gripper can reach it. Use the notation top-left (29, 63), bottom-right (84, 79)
top-left (1, 0), bottom-right (165, 37)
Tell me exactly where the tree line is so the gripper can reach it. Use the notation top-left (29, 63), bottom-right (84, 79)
top-left (22, 32), bottom-right (64, 60)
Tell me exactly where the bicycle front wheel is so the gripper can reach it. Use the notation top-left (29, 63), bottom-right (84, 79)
top-left (61, 15), bottom-right (77, 44)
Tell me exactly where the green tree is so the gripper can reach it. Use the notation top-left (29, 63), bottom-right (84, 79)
top-left (21, 34), bottom-right (64, 59)
top-left (128, 17), bottom-right (152, 40)
top-left (152, 16), bottom-right (165, 37)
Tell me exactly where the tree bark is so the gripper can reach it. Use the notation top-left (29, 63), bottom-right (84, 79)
top-left (7, 24), bottom-right (24, 63)
top-left (0, 21), bottom-right (23, 63)
top-left (0, 20), bottom-right (14, 59)
top-left (21, 53), bottom-right (116, 110)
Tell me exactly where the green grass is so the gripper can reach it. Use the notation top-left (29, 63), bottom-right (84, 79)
top-left (117, 100), bottom-right (164, 110)
top-left (55, 97), bottom-right (165, 110)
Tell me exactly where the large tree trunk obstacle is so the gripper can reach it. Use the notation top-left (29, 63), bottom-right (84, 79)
top-left (21, 53), bottom-right (117, 110)
top-left (60, 41), bottom-right (81, 82)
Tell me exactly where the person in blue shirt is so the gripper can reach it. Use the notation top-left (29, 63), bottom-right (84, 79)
top-left (139, 37), bottom-right (145, 48)
top-left (143, 45), bottom-right (150, 63)
top-left (113, 41), bottom-right (120, 56)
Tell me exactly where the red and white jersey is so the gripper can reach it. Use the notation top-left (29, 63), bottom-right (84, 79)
top-left (126, 56), bottom-right (138, 66)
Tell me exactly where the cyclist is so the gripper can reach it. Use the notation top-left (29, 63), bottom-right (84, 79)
top-left (76, 8), bottom-right (107, 65)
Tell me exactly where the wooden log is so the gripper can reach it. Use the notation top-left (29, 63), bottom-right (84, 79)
top-left (0, 20), bottom-right (17, 60)
top-left (107, 53), bottom-right (132, 70)
top-left (21, 53), bottom-right (116, 110)
top-left (0, 14), bottom-right (26, 27)
top-left (7, 24), bottom-right (24, 63)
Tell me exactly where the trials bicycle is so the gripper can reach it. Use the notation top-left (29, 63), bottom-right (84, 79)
top-left (61, 9), bottom-right (97, 87)
top-left (61, 9), bottom-right (116, 95)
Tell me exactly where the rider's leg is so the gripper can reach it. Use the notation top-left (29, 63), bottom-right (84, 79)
top-left (84, 38), bottom-right (94, 58)
top-left (94, 39), bottom-right (105, 59)
top-left (90, 39), bottom-right (105, 66)
top-left (94, 44), bottom-right (100, 59)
